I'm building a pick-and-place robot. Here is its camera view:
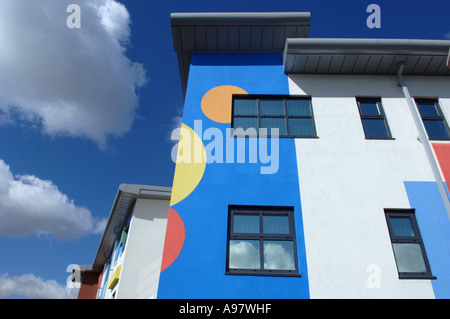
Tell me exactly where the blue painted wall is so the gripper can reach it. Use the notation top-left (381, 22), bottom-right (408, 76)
top-left (405, 181), bottom-right (450, 299)
top-left (158, 52), bottom-right (310, 298)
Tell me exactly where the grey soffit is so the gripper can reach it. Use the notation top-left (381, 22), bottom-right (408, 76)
top-left (284, 38), bottom-right (450, 75)
top-left (91, 184), bottom-right (171, 272)
top-left (171, 12), bottom-right (311, 52)
top-left (171, 12), bottom-right (311, 97)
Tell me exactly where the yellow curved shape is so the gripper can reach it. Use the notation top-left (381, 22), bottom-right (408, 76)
top-left (170, 123), bottom-right (206, 206)
top-left (201, 85), bottom-right (248, 123)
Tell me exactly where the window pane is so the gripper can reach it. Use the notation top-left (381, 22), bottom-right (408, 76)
top-left (362, 118), bottom-right (389, 138)
top-left (286, 99), bottom-right (311, 116)
top-left (233, 117), bottom-right (257, 132)
top-left (233, 214), bottom-right (259, 233)
top-left (264, 240), bottom-right (295, 270)
top-left (359, 101), bottom-right (380, 115)
top-left (260, 100), bottom-right (284, 116)
top-left (234, 99), bottom-right (257, 115)
top-left (390, 217), bottom-right (414, 237)
top-left (392, 243), bottom-right (427, 273)
top-left (229, 240), bottom-right (261, 269)
top-left (263, 215), bottom-right (289, 234)
top-left (288, 118), bottom-right (314, 136)
top-left (417, 101), bottom-right (439, 116)
top-left (423, 120), bottom-right (450, 139)
top-left (260, 118), bottom-right (286, 135)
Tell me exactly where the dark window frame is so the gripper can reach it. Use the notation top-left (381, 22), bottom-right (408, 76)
top-left (226, 205), bottom-right (301, 277)
top-left (415, 98), bottom-right (450, 140)
top-left (356, 97), bottom-right (394, 140)
top-left (384, 209), bottom-right (436, 280)
top-left (231, 95), bottom-right (318, 138)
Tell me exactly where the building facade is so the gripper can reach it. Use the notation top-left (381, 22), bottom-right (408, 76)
top-left (159, 12), bottom-right (450, 299)
top-left (77, 184), bottom-right (171, 299)
top-left (78, 12), bottom-right (450, 299)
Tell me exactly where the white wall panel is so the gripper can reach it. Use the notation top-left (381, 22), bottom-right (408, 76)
top-left (288, 74), bottom-right (442, 298)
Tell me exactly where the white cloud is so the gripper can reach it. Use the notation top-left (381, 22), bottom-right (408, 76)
top-left (168, 110), bottom-right (183, 142)
top-left (0, 159), bottom-right (106, 240)
top-left (263, 242), bottom-right (295, 270)
top-left (445, 31), bottom-right (450, 40)
top-left (0, 273), bottom-right (78, 299)
top-left (229, 240), bottom-right (260, 269)
top-left (0, 0), bottom-right (147, 149)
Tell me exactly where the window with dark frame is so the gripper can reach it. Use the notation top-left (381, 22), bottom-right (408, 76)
top-left (226, 206), bottom-right (300, 277)
top-left (356, 98), bottom-right (393, 139)
top-left (384, 209), bottom-right (436, 280)
top-left (415, 99), bottom-right (450, 140)
top-left (232, 96), bottom-right (317, 138)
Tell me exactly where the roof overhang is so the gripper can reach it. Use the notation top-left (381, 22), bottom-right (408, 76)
top-left (171, 12), bottom-right (450, 96)
top-left (91, 184), bottom-right (171, 272)
top-left (171, 12), bottom-right (311, 97)
top-left (284, 38), bottom-right (450, 75)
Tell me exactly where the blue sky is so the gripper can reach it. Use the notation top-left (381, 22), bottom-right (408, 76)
top-left (0, 0), bottom-right (448, 298)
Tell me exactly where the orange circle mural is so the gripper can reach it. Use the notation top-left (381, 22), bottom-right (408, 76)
top-left (201, 85), bottom-right (248, 123)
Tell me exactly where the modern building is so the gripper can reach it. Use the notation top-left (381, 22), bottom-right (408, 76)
top-left (77, 12), bottom-right (450, 299)
top-left (77, 184), bottom-right (171, 299)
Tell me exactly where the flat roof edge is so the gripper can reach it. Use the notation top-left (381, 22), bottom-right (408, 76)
top-left (285, 38), bottom-right (450, 56)
top-left (171, 12), bottom-right (311, 26)
top-left (118, 184), bottom-right (172, 199)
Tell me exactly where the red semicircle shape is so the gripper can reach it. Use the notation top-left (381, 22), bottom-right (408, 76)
top-left (160, 207), bottom-right (185, 272)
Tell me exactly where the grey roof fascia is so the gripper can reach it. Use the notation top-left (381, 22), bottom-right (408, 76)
top-left (171, 12), bottom-right (311, 98)
top-left (284, 38), bottom-right (450, 75)
top-left (171, 12), bottom-right (311, 28)
top-left (91, 184), bottom-right (171, 272)
top-left (284, 38), bottom-right (450, 55)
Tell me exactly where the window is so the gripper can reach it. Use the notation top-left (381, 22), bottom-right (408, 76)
top-left (415, 99), bottom-right (450, 140)
top-left (232, 96), bottom-right (317, 138)
top-left (356, 98), bottom-right (392, 139)
top-left (226, 206), bottom-right (300, 276)
top-left (385, 209), bottom-right (436, 279)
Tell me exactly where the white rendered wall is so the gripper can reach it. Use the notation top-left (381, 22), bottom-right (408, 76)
top-left (288, 74), bottom-right (450, 298)
top-left (116, 198), bottom-right (169, 299)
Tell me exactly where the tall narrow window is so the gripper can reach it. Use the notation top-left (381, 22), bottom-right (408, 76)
top-left (356, 98), bottom-right (392, 139)
top-left (415, 99), bottom-right (450, 140)
top-left (232, 96), bottom-right (316, 138)
top-left (385, 209), bottom-right (436, 279)
top-left (226, 206), bottom-right (300, 276)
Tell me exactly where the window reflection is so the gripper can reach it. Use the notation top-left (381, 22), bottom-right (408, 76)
top-left (228, 207), bottom-right (299, 275)
top-left (229, 240), bottom-right (260, 269)
top-left (392, 243), bottom-right (427, 273)
top-left (263, 241), bottom-right (295, 270)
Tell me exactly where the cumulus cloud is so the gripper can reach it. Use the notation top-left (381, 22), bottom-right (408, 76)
top-left (0, 273), bottom-right (78, 299)
top-left (229, 240), bottom-right (296, 270)
top-left (263, 242), bottom-right (295, 270)
top-left (0, 159), bottom-right (106, 240)
top-left (0, 0), bottom-right (147, 148)
top-left (229, 240), bottom-right (260, 269)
